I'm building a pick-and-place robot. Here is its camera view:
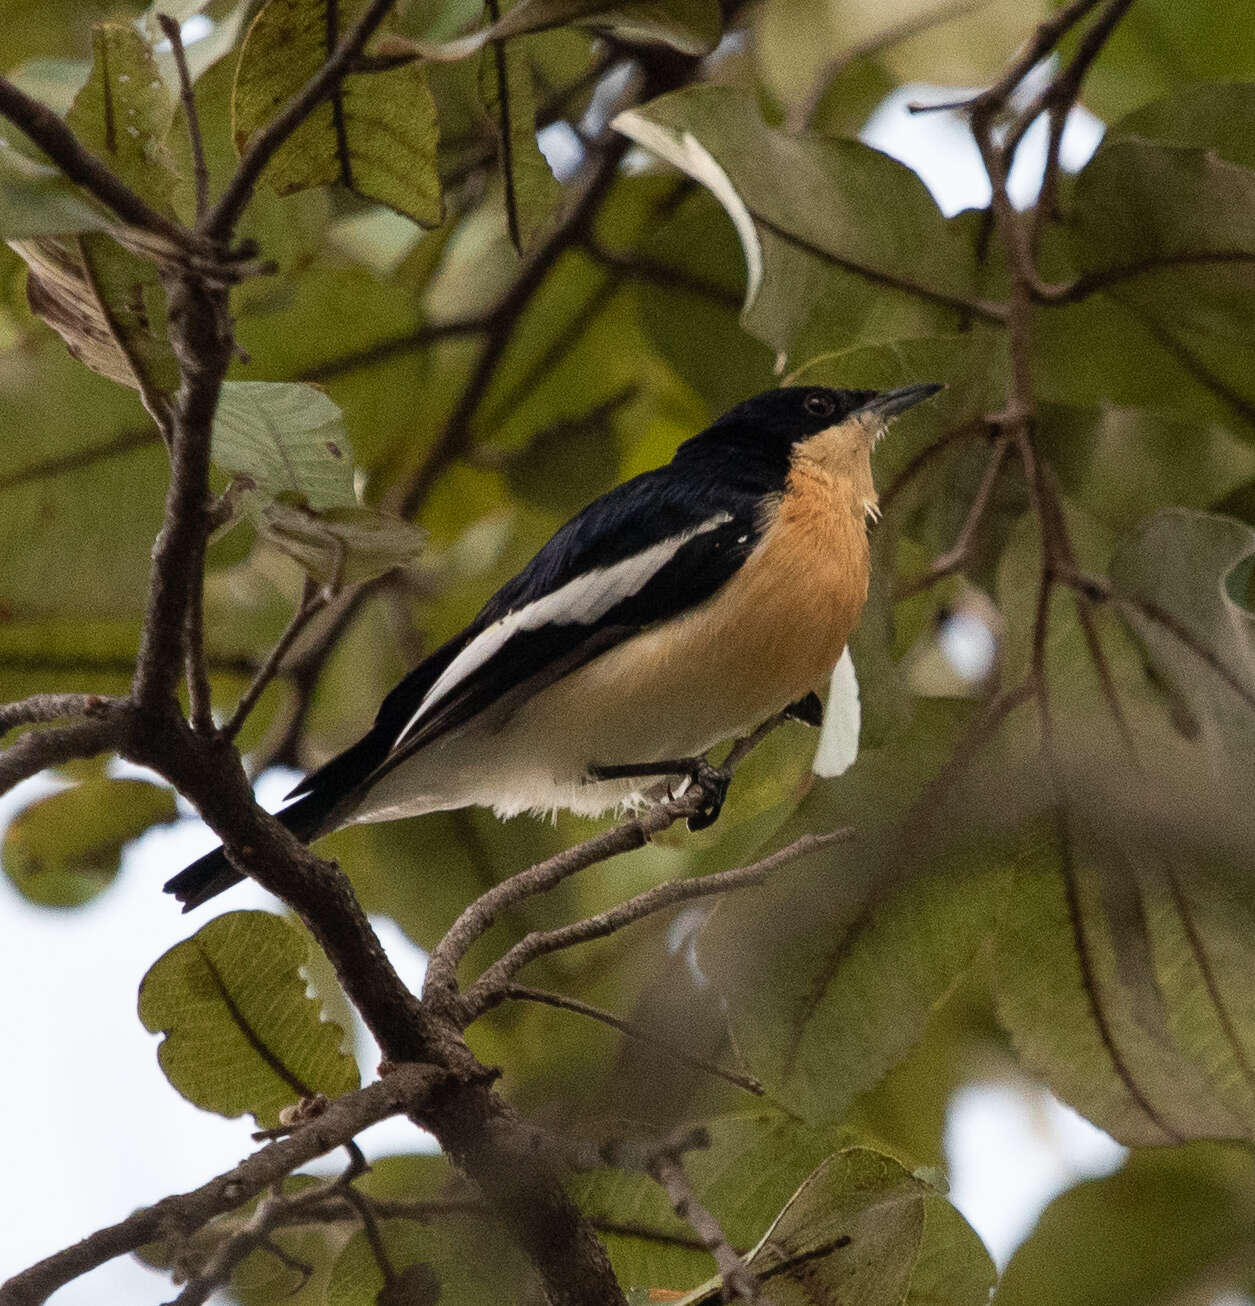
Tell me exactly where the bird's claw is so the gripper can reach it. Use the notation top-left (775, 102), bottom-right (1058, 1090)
top-left (685, 760), bottom-right (730, 832)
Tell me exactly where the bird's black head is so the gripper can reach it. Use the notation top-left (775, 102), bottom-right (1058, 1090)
top-left (673, 384), bottom-right (941, 487)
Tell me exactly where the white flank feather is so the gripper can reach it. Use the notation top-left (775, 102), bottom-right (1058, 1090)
top-left (812, 647), bottom-right (861, 778)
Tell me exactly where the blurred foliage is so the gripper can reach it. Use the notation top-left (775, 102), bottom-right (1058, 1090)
top-left (2, 0), bottom-right (1255, 1301)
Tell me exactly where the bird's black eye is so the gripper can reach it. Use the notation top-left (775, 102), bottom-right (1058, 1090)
top-left (803, 392), bottom-right (836, 418)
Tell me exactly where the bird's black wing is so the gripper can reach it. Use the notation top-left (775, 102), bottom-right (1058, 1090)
top-left (350, 473), bottom-right (762, 790)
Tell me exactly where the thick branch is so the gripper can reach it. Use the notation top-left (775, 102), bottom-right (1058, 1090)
top-left (0, 1064), bottom-right (440, 1306)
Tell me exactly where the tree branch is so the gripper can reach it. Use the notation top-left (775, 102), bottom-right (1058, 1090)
top-left (461, 829), bottom-right (853, 1019)
top-left (0, 716), bottom-right (121, 796)
top-left (0, 1064), bottom-right (440, 1306)
top-left (156, 14), bottom-right (210, 222)
top-left (222, 576), bottom-right (330, 742)
top-left (0, 693), bottom-right (120, 740)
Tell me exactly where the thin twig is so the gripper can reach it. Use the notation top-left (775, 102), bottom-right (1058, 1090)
top-left (649, 1146), bottom-right (767, 1305)
top-left (424, 711), bottom-right (797, 1003)
top-left (0, 1065), bottom-right (439, 1306)
top-left (582, 239), bottom-right (742, 308)
top-left (222, 577), bottom-right (331, 743)
top-left (1038, 250), bottom-right (1255, 305)
top-left (424, 786), bottom-right (710, 1002)
top-left (156, 14), bottom-right (210, 221)
top-left (485, 985), bottom-right (765, 1096)
top-left (790, 0), bottom-right (993, 131)
top-left (461, 829), bottom-right (853, 1018)
top-left (895, 435), bottom-right (1009, 597)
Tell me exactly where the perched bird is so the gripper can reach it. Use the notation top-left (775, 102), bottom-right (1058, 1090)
top-left (166, 382), bottom-right (940, 910)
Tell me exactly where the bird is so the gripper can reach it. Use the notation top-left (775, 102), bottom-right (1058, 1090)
top-left (165, 382), bottom-right (941, 910)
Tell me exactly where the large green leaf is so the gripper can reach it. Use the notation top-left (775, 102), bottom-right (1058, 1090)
top-left (674, 1148), bottom-right (989, 1306)
top-left (993, 840), bottom-right (1253, 1148)
top-left (1067, 0), bottom-right (1255, 122)
top-left (1109, 509), bottom-right (1255, 778)
top-left (137, 909), bottom-right (360, 1125)
top-left (1106, 82), bottom-right (1255, 172)
top-left (700, 702), bottom-right (1005, 1124)
top-left (233, 0), bottom-right (443, 227)
top-left (12, 24), bottom-right (180, 398)
top-left (994, 1145), bottom-right (1255, 1305)
top-left (2, 778), bottom-right (176, 907)
top-left (1069, 141), bottom-right (1255, 432)
top-left (572, 1112), bottom-right (845, 1291)
top-left (614, 85), bottom-right (978, 360)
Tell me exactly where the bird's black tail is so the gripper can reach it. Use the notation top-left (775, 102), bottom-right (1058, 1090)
top-left (162, 790), bottom-right (330, 913)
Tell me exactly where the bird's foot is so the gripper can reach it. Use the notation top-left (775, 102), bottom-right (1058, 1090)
top-left (784, 691), bottom-right (824, 728)
top-left (587, 756), bottom-right (731, 832)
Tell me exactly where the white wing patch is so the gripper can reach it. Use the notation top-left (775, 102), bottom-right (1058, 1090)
top-left (812, 647), bottom-right (861, 778)
top-left (395, 513), bottom-right (734, 747)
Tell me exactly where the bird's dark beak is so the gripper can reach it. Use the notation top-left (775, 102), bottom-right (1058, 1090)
top-left (854, 383), bottom-right (944, 421)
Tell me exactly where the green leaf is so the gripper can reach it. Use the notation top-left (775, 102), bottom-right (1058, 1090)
top-left (479, 35), bottom-right (561, 252)
top-left (1107, 82), bottom-right (1255, 173)
top-left (11, 25), bottom-right (180, 396)
top-left (0, 138), bottom-right (109, 237)
top-left (2, 778), bottom-right (176, 907)
top-left (613, 86), bottom-right (977, 360)
top-left (65, 23), bottom-right (177, 207)
top-left (994, 1145), bottom-right (1255, 1306)
top-left (993, 834), bottom-right (1255, 1147)
top-left (572, 1112), bottom-right (845, 1292)
top-left (1065, 0), bottom-right (1255, 122)
top-left (137, 909), bottom-right (360, 1125)
top-left (1069, 141), bottom-right (1255, 431)
top-left (905, 1194), bottom-right (997, 1306)
top-left (212, 381), bottom-right (357, 509)
top-left (701, 702), bottom-right (1005, 1124)
top-left (676, 1147), bottom-right (930, 1306)
top-left (504, 401), bottom-right (620, 513)
top-left (233, 0), bottom-right (443, 226)
top-left (1109, 509), bottom-right (1255, 776)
